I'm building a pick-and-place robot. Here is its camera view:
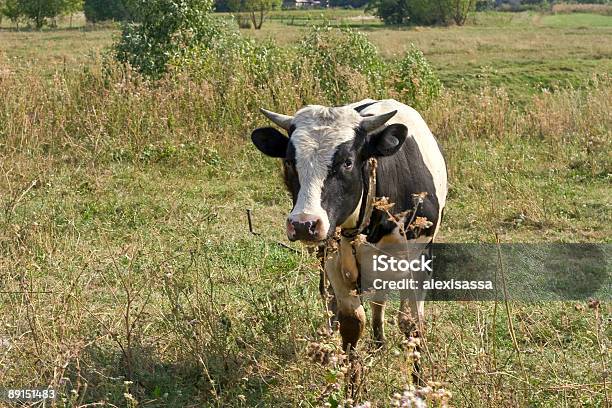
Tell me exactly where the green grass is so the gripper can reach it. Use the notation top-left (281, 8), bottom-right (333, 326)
top-left (0, 8), bottom-right (610, 408)
top-left (541, 12), bottom-right (612, 28)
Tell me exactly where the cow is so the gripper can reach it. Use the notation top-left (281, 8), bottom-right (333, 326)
top-left (250, 99), bottom-right (447, 369)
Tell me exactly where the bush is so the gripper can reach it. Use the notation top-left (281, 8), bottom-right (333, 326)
top-left (84, 0), bottom-right (134, 23)
top-left (368, 0), bottom-right (476, 26)
top-left (496, 0), bottom-right (551, 12)
top-left (113, 17), bottom-right (440, 110)
top-left (329, 0), bottom-right (370, 7)
top-left (296, 26), bottom-right (387, 103)
top-left (390, 45), bottom-right (442, 109)
top-left (475, 0), bottom-right (495, 11)
top-left (367, 0), bottom-right (411, 25)
top-left (114, 0), bottom-right (225, 78)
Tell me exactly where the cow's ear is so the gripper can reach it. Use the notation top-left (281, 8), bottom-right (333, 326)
top-left (251, 127), bottom-right (289, 158)
top-left (366, 124), bottom-right (407, 157)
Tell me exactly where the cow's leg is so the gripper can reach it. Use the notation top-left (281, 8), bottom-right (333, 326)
top-left (325, 260), bottom-right (365, 351)
top-left (325, 241), bottom-right (367, 398)
top-left (319, 269), bottom-right (338, 333)
top-left (399, 294), bottom-right (425, 386)
top-left (328, 274), bottom-right (365, 397)
top-left (325, 239), bottom-right (366, 352)
top-left (371, 296), bottom-right (386, 349)
top-left (335, 295), bottom-right (365, 398)
top-left (336, 294), bottom-right (365, 352)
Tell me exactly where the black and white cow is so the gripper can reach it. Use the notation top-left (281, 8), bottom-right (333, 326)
top-left (251, 99), bottom-right (447, 353)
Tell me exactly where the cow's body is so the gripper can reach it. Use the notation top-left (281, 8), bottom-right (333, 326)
top-left (349, 99), bottom-right (447, 242)
top-left (251, 98), bottom-right (447, 365)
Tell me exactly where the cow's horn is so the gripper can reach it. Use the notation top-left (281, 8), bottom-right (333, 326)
top-left (260, 108), bottom-right (294, 130)
top-left (361, 110), bottom-right (398, 132)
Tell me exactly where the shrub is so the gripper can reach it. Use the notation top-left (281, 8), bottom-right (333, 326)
top-left (84, 0), bottom-right (134, 23)
top-left (296, 26), bottom-right (387, 103)
top-left (329, 0), bottom-right (369, 7)
top-left (390, 45), bottom-right (442, 109)
top-left (367, 0), bottom-right (411, 25)
top-left (114, 0), bottom-right (224, 78)
top-left (368, 0), bottom-right (476, 26)
top-left (475, 0), bottom-right (495, 11)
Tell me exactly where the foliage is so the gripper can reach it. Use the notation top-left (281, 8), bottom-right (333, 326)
top-left (62, 0), bottom-right (83, 15)
top-left (391, 45), bottom-right (442, 109)
top-left (496, 0), bottom-right (551, 12)
top-left (367, 0), bottom-right (475, 26)
top-left (297, 26), bottom-right (387, 102)
top-left (114, 0), bottom-right (225, 77)
top-left (17, 0), bottom-right (64, 28)
top-left (226, 0), bottom-right (281, 29)
top-left (449, 0), bottom-right (476, 25)
top-left (84, 0), bottom-right (134, 23)
top-left (329, 0), bottom-right (370, 7)
top-left (0, 0), bottom-right (83, 28)
top-left (475, 0), bottom-right (495, 11)
top-left (366, 0), bottom-right (411, 24)
top-left (213, 0), bottom-right (230, 11)
top-left (1, 0), bottom-right (21, 26)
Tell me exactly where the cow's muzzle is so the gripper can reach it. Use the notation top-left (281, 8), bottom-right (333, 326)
top-left (286, 214), bottom-right (325, 242)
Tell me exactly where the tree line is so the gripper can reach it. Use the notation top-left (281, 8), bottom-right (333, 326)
top-left (1, 0), bottom-right (609, 30)
top-left (0, 0), bottom-right (140, 29)
top-left (0, 0), bottom-right (81, 29)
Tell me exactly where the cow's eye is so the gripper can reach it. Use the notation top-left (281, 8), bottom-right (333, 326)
top-left (343, 159), bottom-right (353, 169)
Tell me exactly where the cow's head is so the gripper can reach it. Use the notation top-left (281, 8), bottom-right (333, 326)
top-left (251, 105), bottom-right (407, 243)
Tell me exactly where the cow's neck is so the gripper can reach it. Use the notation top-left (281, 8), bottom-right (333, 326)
top-left (340, 158), bottom-right (378, 239)
top-left (340, 193), bottom-right (363, 230)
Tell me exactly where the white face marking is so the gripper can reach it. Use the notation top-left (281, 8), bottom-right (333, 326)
top-left (288, 105), bottom-right (363, 236)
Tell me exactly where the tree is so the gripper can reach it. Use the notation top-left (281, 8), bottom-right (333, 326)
top-left (2, 0), bottom-right (22, 29)
top-left (329, 0), bottom-right (369, 7)
top-left (18, 0), bottom-right (64, 29)
top-left (246, 0), bottom-right (281, 29)
top-left (214, 0), bottom-right (230, 11)
top-left (367, 0), bottom-right (475, 26)
top-left (366, 0), bottom-right (410, 25)
top-left (83, 0), bottom-right (133, 23)
top-left (62, 0), bottom-right (83, 27)
top-left (227, 0), bottom-right (280, 29)
top-left (475, 0), bottom-right (494, 10)
top-left (449, 0), bottom-right (475, 26)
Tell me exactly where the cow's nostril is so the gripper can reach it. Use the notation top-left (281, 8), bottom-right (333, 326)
top-left (289, 216), bottom-right (323, 241)
top-left (308, 220), bottom-right (319, 234)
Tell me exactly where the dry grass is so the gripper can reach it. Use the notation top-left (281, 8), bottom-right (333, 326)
top-left (552, 3), bottom-right (612, 16)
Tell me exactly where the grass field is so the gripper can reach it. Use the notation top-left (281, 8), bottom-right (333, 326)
top-left (0, 8), bottom-right (610, 408)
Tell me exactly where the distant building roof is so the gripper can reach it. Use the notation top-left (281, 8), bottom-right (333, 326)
top-left (284, 0), bottom-right (323, 8)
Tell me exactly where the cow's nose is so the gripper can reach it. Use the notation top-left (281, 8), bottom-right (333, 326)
top-left (287, 214), bottom-right (324, 242)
